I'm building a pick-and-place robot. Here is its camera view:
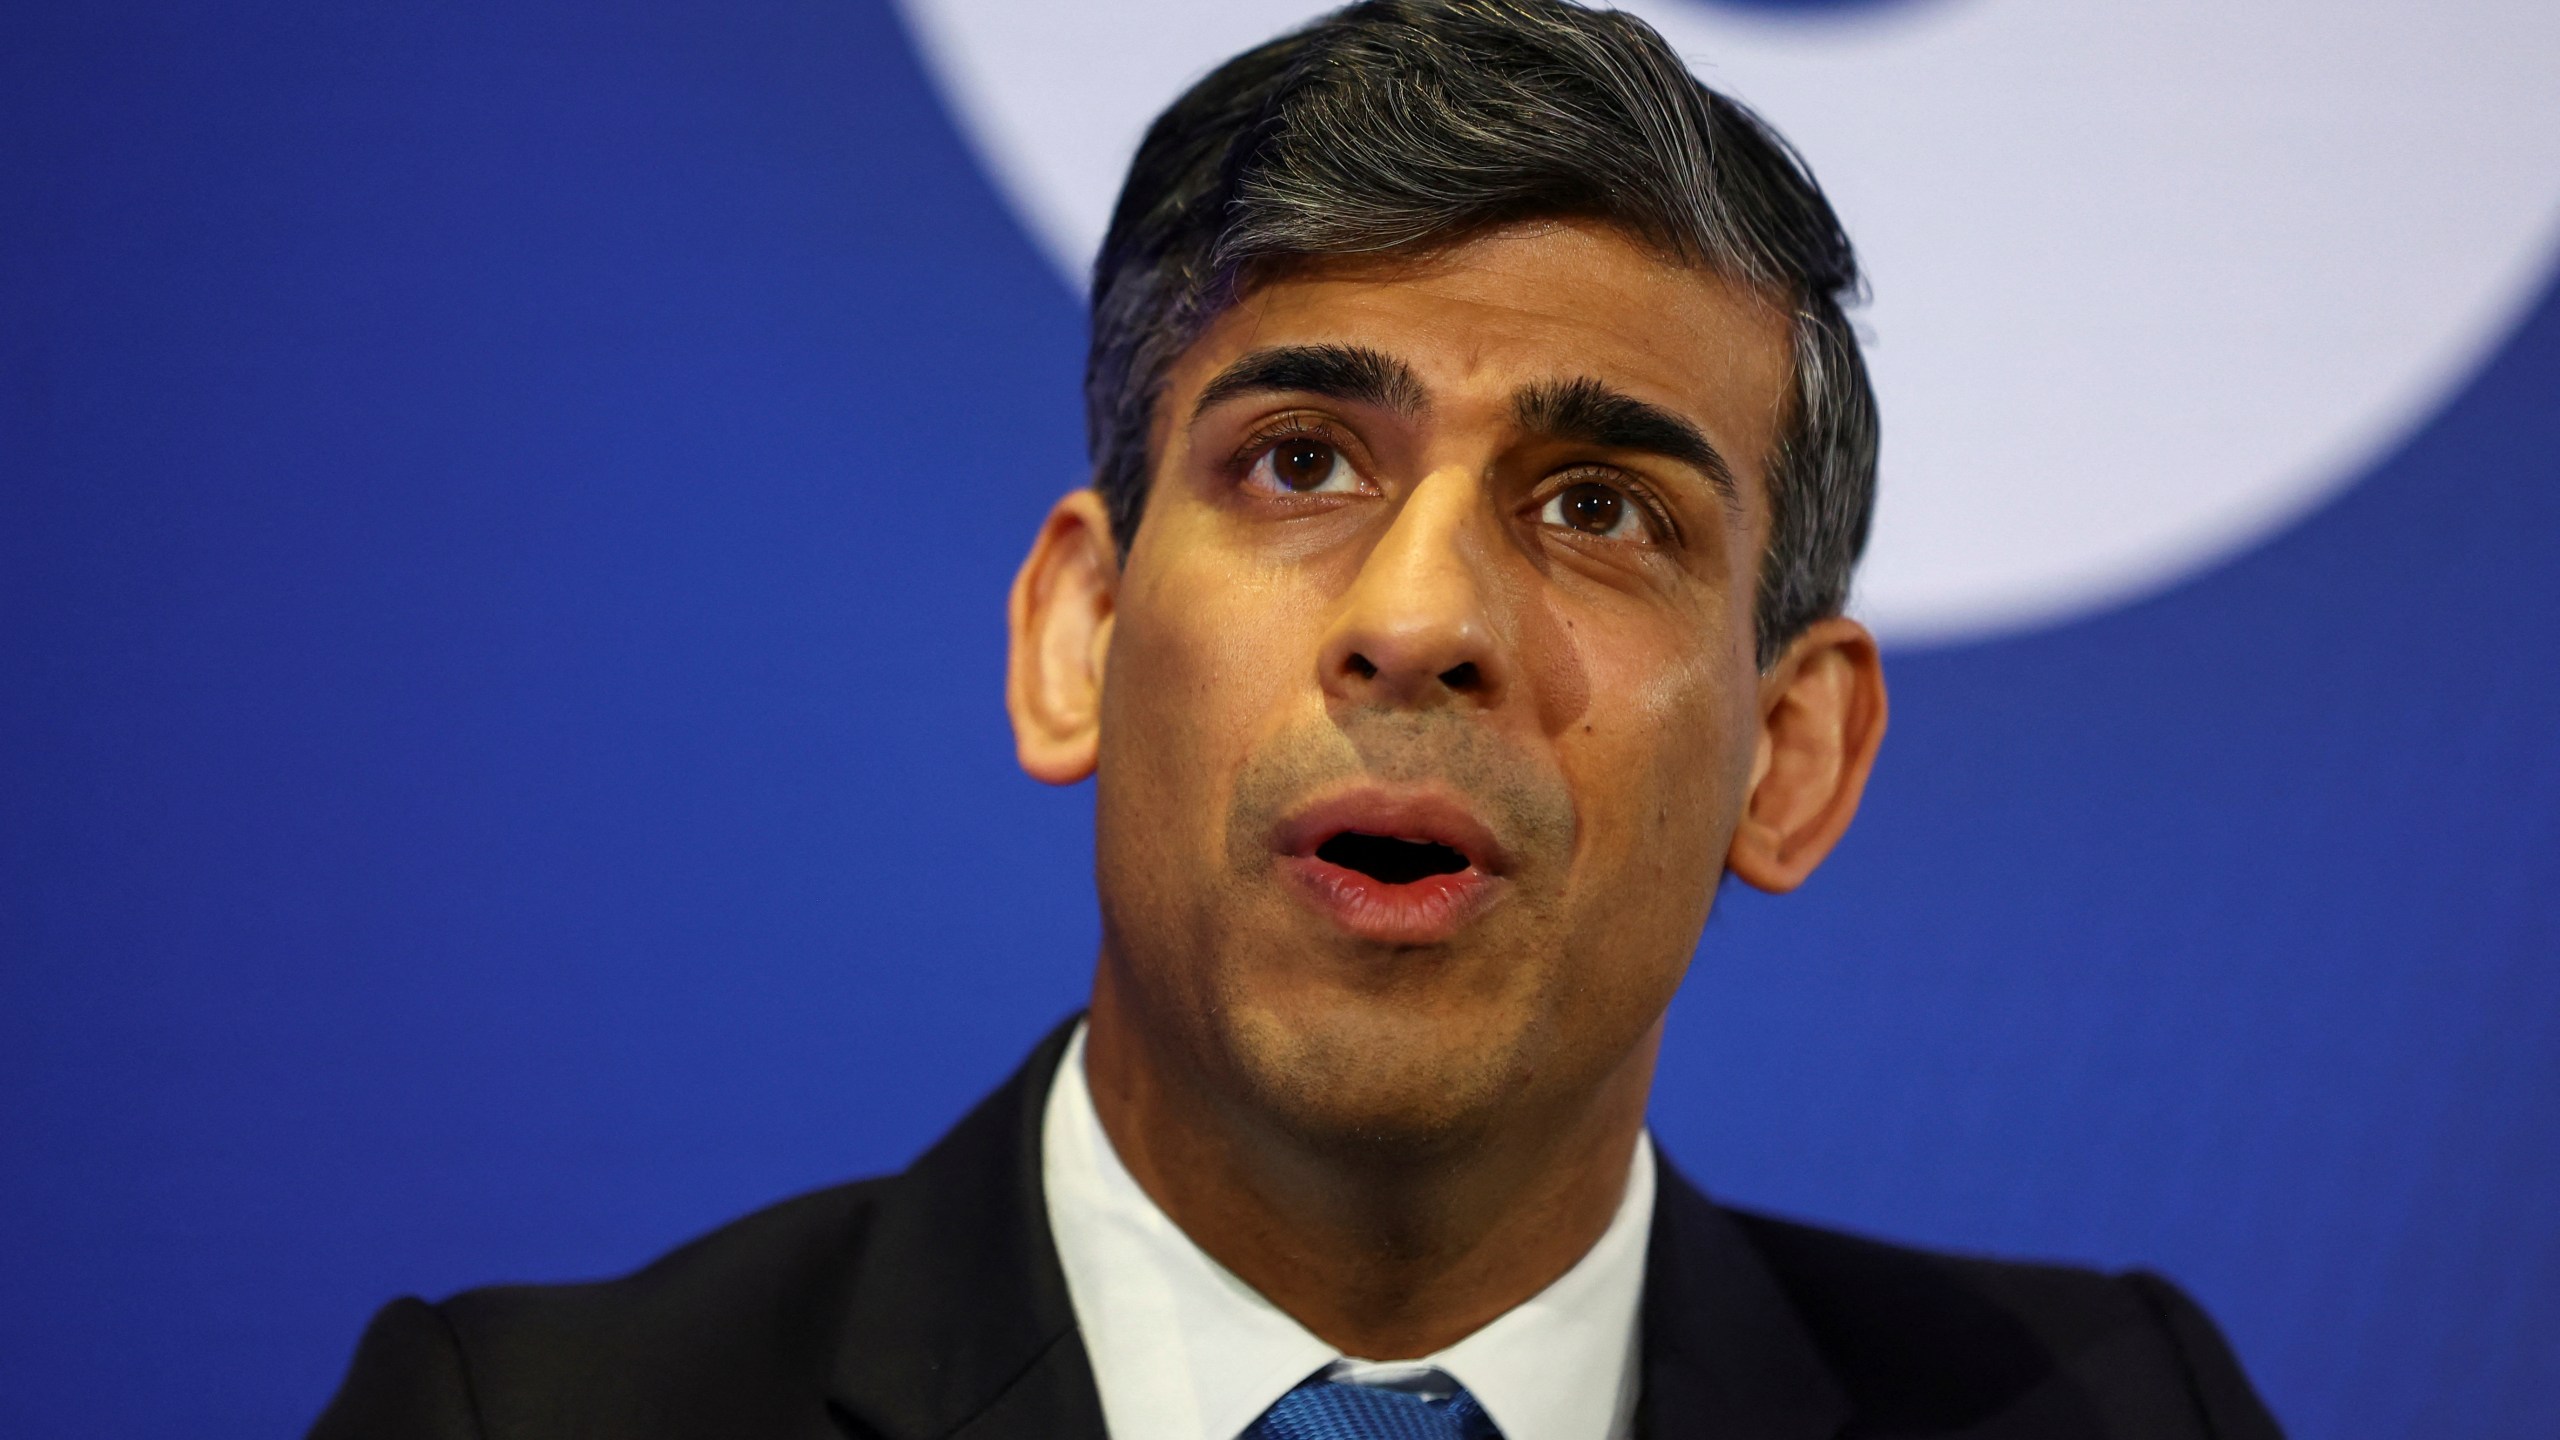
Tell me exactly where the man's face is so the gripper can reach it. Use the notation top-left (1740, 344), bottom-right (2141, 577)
top-left (1089, 218), bottom-right (1796, 1147)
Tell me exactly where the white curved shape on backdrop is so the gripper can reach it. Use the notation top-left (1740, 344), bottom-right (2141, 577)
top-left (891, 0), bottom-right (2560, 643)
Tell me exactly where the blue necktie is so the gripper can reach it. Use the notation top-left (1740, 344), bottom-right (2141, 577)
top-left (1245, 1374), bottom-right (1503, 1440)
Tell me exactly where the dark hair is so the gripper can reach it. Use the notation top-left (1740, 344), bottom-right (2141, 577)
top-left (1085, 0), bottom-right (1876, 666)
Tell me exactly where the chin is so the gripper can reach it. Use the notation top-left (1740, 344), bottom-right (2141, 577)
top-left (1216, 984), bottom-right (1536, 1154)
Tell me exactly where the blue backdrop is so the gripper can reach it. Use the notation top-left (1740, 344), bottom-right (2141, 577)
top-left (3, 3), bottom-right (2554, 1436)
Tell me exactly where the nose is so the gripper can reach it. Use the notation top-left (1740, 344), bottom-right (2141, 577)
top-left (1318, 468), bottom-right (1506, 710)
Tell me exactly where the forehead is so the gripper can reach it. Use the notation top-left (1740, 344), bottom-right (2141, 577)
top-left (1172, 219), bottom-right (1797, 484)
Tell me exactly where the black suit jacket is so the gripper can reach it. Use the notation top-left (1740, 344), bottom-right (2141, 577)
top-left (311, 1021), bottom-right (2282, 1439)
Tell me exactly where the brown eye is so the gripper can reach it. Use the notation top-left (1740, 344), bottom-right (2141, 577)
top-left (1270, 438), bottom-right (1342, 492)
top-left (1240, 428), bottom-right (1361, 499)
top-left (1555, 481), bottom-right (1627, 536)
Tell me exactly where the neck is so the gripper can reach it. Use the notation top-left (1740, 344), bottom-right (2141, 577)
top-left (1080, 968), bottom-right (1659, 1360)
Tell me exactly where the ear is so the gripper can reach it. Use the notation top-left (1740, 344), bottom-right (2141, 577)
top-left (1725, 616), bottom-right (1887, 893)
top-left (1006, 489), bottom-right (1119, 785)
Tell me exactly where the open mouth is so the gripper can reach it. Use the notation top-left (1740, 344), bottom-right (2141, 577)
top-left (1273, 790), bottom-right (1508, 945)
top-left (1313, 831), bottom-right (1474, 885)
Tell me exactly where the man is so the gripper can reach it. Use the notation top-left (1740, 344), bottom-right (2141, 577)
top-left (312, 2), bottom-right (2281, 1436)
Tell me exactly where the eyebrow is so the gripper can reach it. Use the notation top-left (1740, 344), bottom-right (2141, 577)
top-left (1513, 377), bottom-right (1739, 510)
top-left (1191, 344), bottom-right (1427, 419)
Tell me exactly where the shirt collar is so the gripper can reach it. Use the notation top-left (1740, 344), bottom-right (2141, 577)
top-left (1042, 1023), bottom-right (1651, 1440)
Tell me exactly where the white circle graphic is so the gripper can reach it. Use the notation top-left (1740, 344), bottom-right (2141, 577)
top-left (891, 0), bottom-right (2560, 642)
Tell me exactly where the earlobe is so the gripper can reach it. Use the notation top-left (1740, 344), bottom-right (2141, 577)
top-left (1725, 617), bottom-right (1887, 894)
top-left (1006, 490), bottom-right (1120, 785)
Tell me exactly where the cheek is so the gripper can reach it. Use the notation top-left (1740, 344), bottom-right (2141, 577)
top-left (1564, 644), bottom-right (1751, 928)
top-left (1101, 542), bottom-right (1325, 852)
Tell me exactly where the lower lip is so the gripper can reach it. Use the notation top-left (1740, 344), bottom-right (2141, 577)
top-left (1280, 855), bottom-right (1502, 945)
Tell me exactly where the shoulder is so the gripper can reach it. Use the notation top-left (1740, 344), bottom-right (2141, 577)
top-left (310, 1177), bottom-right (893, 1440)
top-left (310, 1020), bottom-right (1088, 1440)
top-left (1721, 1206), bottom-right (2283, 1439)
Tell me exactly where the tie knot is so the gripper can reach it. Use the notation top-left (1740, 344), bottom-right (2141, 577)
top-left (1246, 1373), bottom-right (1501, 1440)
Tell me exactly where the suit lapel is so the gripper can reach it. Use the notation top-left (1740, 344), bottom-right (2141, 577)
top-left (1639, 1161), bottom-right (1852, 1440)
top-left (825, 1018), bottom-right (1108, 1440)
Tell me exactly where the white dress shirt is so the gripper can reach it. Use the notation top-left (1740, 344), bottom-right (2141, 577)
top-left (1042, 1023), bottom-right (1652, 1440)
